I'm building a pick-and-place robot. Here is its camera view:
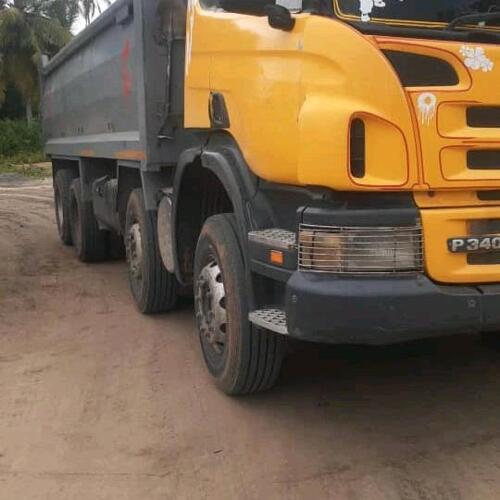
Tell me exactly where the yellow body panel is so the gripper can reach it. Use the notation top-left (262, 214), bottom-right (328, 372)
top-left (390, 38), bottom-right (500, 190)
top-left (415, 191), bottom-right (500, 209)
top-left (185, 2), bottom-right (500, 284)
top-left (185, 3), bottom-right (421, 190)
top-left (422, 207), bottom-right (500, 284)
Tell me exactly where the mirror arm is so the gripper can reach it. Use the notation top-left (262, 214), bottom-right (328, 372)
top-left (266, 4), bottom-right (296, 31)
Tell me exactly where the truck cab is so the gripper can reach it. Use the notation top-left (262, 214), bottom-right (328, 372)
top-left (43, 0), bottom-right (500, 394)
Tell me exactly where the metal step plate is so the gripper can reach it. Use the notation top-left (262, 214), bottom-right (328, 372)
top-left (249, 307), bottom-right (289, 335)
top-left (248, 229), bottom-right (296, 251)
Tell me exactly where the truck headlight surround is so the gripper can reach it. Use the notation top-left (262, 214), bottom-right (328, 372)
top-left (298, 223), bottom-right (424, 274)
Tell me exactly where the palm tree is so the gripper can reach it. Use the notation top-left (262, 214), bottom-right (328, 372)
top-left (0, 0), bottom-right (71, 122)
top-left (80, 0), bottom-right (112, 26)
top-left (46, 0), bottom-right (80, 30)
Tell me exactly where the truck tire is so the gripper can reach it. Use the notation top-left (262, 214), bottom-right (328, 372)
top-left (125, 189), bottom-right (177, 314)
top-left (69, 178), bottom-right (108, 262)
top-left (54, 169), bottom-right (77, 246)
top-left (107, 232), bottom-right (126, 260)
top-left (194, 214), bottom-right (285, 395)
top-left (481, 332), bottom-right (500, 351)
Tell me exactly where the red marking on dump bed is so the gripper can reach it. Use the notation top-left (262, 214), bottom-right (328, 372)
top-left (121, 39), bottom-right (132, 98)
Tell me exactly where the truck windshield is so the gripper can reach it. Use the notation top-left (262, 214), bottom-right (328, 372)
top-left (334, 0), bottom-right (500, 29)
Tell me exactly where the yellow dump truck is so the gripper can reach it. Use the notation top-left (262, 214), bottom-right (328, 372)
top-left (42, 0), bottom-right (500, 394)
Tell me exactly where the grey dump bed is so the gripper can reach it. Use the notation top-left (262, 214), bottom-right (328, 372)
top-left (41, 0), bottom-right (191, 170)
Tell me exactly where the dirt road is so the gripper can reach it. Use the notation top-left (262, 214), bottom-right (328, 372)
top-left (1, 176), bottom-right (500, 500)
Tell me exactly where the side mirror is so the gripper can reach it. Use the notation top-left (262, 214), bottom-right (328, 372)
top-left (266, 4), bottom-right (296, 31)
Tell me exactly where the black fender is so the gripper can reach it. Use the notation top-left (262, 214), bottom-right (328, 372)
top-left (200, 133), bottom-right (277, 233)
top-left (169, 134), bottom-right (274, 293)
top-left (200, 134), bottom-right (258, 237)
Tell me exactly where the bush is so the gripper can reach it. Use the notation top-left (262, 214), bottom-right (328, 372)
top-left (0, 119), bottom-right (42, 157)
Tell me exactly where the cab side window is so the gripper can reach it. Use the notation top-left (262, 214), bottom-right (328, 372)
top-left (202, 1), bottom-right (276, 15)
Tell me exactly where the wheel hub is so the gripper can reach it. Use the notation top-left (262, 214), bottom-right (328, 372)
top-left (127, 222), bottom-right (143, 280)
top-left (195, 260), bottom-right (227, 356)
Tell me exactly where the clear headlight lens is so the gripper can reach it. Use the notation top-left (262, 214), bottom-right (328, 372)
top-left (299, 224), bottom-right (423, 274)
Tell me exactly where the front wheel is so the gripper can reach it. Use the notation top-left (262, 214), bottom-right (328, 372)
top-left (194, 214), bottom-right (285, 395)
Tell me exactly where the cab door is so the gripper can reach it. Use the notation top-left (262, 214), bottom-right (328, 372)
top-left (185, 0), bottom-right (306, 184)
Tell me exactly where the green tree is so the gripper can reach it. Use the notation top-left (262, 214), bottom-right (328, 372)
top-left (0, 1), bottom-right (71, 122)
top-left (46, 0), bottom-right (79, 30)
top-left (80, 0), bottom-right (111, 26)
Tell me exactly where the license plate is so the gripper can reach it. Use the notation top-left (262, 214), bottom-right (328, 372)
top-left (448, 235), bottom-right (500, 253)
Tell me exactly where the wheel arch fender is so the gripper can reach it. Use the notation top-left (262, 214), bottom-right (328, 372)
top-left (167, 133), bottom-right (270, 288)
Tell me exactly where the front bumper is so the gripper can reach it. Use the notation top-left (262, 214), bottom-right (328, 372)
top-left (285, 272), bottom-right (500, 345)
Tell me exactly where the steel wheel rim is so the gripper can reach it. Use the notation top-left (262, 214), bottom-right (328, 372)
top-left (127, 222), bottom-right (144, 281)
top-left (195, 256), bottom-right (228, 361)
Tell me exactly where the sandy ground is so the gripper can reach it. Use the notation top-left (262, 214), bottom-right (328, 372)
top-left (1, 176), bottom-right (500, 500)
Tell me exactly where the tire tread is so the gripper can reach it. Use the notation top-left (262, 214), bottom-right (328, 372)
top-left (54, 168), bottom-right (77, 245)
top-left (126, 189), bottom-right (177, 314)
top-left (70, 178), bottom-right (107, 263)
top-left (195, 214), bottom-right (284, 395)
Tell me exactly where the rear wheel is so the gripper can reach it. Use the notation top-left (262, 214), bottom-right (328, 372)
top-left (69, 179), bottom-right (108, 262)
top-left (54, 168), bottom-right (77, 246)
top-left (194, 214), bottom-right (285, 395)
top-left (125, 189), bottom-right (177, 313)
top-left (107, 232), bottom-right (126, 260)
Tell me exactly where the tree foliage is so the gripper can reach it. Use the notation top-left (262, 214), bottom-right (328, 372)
top-left (46, 0), bottom-right (80, 30)
top-left (0, 118), bottom-right (41, 156)
top-left (0, 1), bottom-right (72, 119)
top-left (0, 0), bottom-right (112, 121)
top-left (79, 0), bottom-right (111, 26)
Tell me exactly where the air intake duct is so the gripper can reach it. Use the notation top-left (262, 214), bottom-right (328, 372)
top-left (383, 50), bottom-right (459, 87)
top-left (467, 106), bottom-right (500, 128)
top-left (350, 118), bottom-right (365, 179)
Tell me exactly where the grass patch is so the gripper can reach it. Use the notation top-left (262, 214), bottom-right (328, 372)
top-left (0, 120), bottom-right (42, 157)
top-left (0, 152), bottom-right (51, 179)
top-left (0, 120), bottom-right (49, 179)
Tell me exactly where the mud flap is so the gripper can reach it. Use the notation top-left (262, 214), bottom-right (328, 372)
top-left (157, 190), bottom-right (175, 273)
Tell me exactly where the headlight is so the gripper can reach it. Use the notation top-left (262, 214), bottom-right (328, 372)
top-left (299, 224), bottom-right (423, 274)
